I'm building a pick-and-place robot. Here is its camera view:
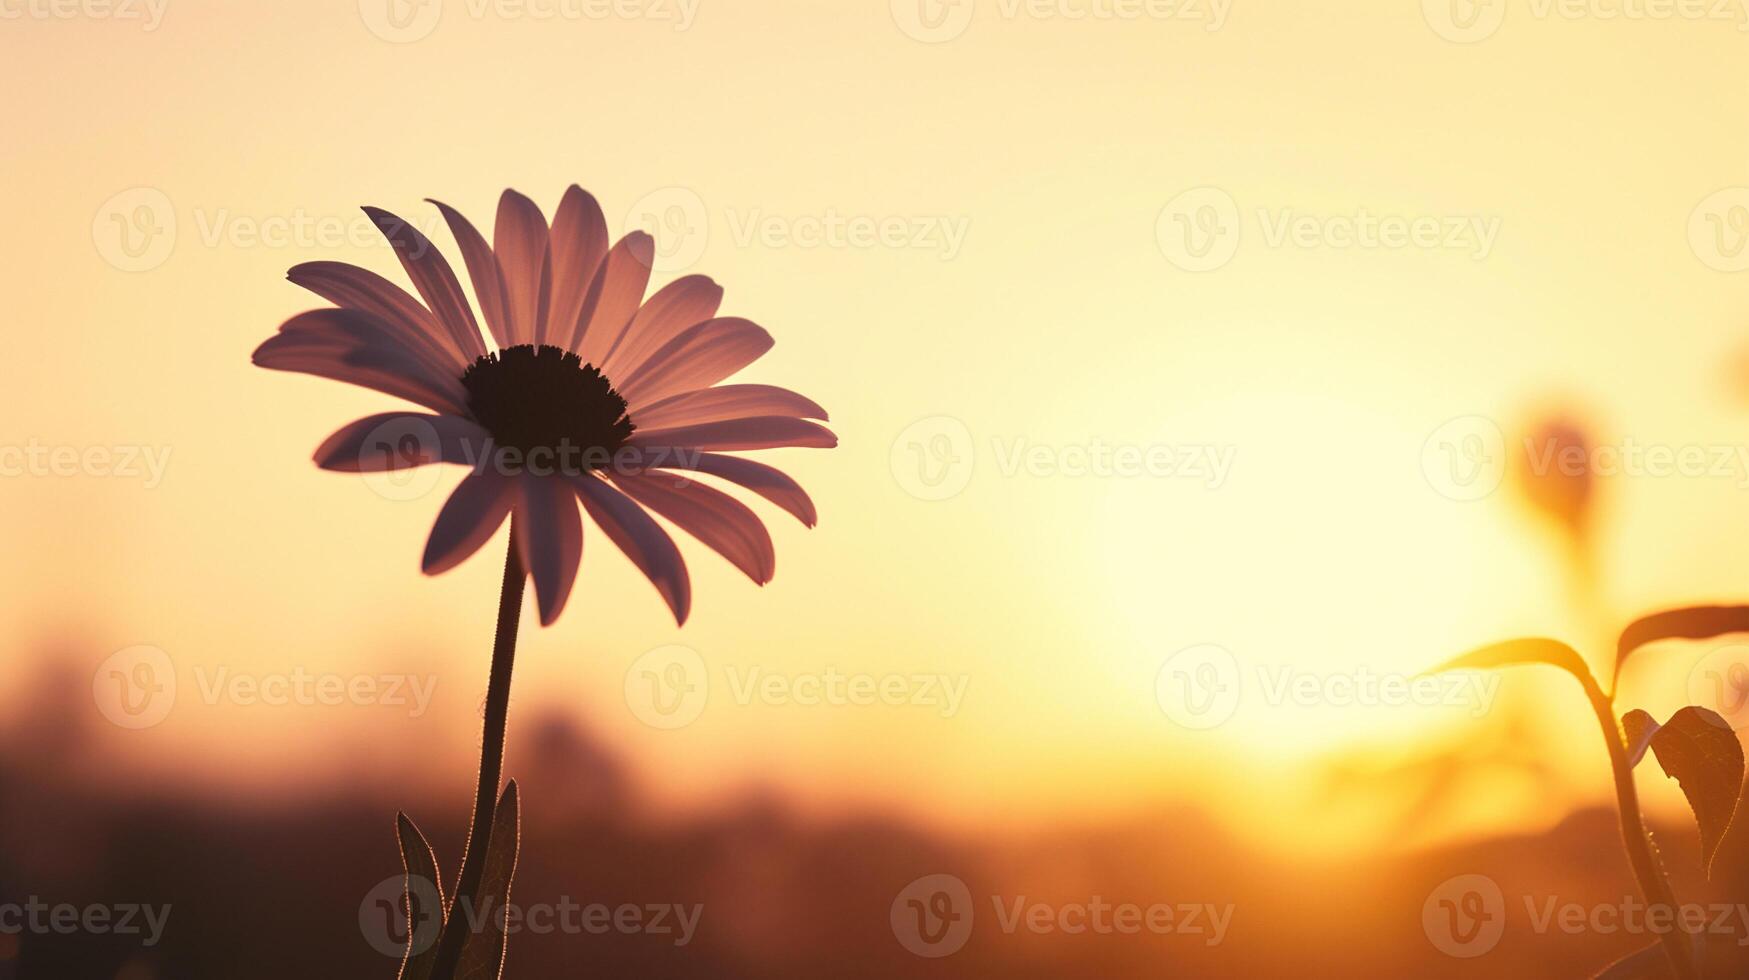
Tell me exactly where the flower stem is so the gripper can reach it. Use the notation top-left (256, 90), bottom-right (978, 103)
top-left (430, 520), bottom-right (525, 980)
top-left (1579, 671), bottom-right (1699, 980)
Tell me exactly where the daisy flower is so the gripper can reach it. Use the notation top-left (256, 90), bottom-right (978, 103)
top-left (253, 185), bottom-right (833, 980)
top-left (254, 185), bottom-right (835, 626)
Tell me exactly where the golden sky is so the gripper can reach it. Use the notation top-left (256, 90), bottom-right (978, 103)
top-left (5, 0), bottom-right (1749, 853)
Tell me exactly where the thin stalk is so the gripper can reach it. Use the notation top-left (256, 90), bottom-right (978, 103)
top-left (1578, 672), bottom-right (1699, 980)
top-left (430, 521), bottom-right (525, 980)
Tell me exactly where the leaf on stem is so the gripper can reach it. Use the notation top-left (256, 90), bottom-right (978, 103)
top-left (456, 781), bottom-right (521, 980)
top-left (1643, 706), bottom-right (1745, 878)
top-left (1622, 709), bottom-right (1661, 769)
top-left (396, 812), bottom-right (446, 980)
top-left (1615, 605), bottom-right (1749, 692)
top-left (1423, 638), bottom-right (1597, 691)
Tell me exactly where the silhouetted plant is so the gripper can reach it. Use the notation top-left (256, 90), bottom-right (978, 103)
top-left (1429, 606), bottom-right (1749, 980)
top-left (254, 185), bottom-right (834, 979)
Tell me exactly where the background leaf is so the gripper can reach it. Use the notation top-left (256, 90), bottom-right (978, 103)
top-left (396, 812), bottom-right (446, 980)
top-left (1644, 706), bottom-right (1745, 878)
top-left (456, 781), bottom-right (521, 980)
top-left (1614, 605), bottom-right (1749, 692)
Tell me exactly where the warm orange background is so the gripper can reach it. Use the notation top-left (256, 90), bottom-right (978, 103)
top-left (5, 0), bottom-right (1749, 864)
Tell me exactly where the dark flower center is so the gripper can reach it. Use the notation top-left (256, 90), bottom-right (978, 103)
top-left (461, 345), bottom-right (634, 467)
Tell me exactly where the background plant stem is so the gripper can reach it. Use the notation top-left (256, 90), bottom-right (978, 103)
top-left (429, 520), bottom-right (525, 980)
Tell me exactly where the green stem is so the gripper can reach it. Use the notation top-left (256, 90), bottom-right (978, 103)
top-left (429, 521), bottom-right (525, 980)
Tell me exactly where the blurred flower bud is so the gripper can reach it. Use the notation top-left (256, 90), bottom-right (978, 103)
top-left (1516, 415), bottom-right (1594, 541)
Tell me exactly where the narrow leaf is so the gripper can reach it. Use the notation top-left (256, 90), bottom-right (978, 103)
top-left (1645, 706), bottom-right (1745, 878)
top-left (1622, 709), bottom-right (1662, 769)
top-left (1591, 940), bottom-right (1672, 979)
top-left (456, 781), bottom-right (521, 980)
top-left (1615, 605), bottom-right (1749, 691)
top-left (1424, 638), bottom-right (1596, 690)
top-left (396, 812), bottom-right (446, 980)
